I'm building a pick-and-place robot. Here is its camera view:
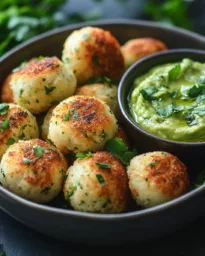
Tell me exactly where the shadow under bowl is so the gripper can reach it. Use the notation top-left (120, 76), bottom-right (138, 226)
top-left (118, 49), bottom-right (205, 170)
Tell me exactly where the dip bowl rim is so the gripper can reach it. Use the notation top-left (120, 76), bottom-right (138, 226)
top-left (118, 48), bottom-right (205, 147)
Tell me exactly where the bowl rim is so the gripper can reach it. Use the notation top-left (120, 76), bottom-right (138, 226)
top-left (1, 19), bottom-right (205, 220)
top-left (118, 48), bottom-right (205, 146)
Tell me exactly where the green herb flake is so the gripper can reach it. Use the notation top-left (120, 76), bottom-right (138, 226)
top-left (42, 78), bottom-right (46, 82)
top-left (92, 55), bottom-right (100, 66)
top-left (64, 113), bottom-right (69, 121)
top-left (72, 111), bottom-right (79, 120)
top-left (140, 86), bottom-right (158, 101)
top-left (188, 84), bottom-right (202, 98)
top-left (156, 104), bottom-right (172, 118)
top-left (6, 138), bottom-right (15, 145)
top-left (40, 186), bottom-right (51, 194)
top-left (38, 56), bottom-right (44, 60)
top-left (33, 146), bottom-right (43, 158)
top-left (19, 88), bottom-right (24, 97)
top-left (1, 119), bottom-right (9, 130)
top-left (76, 152), bottom-right (93, 159)
top-left (23, 157), bottom-right (32, 165)
top-left (0, 104), bottom-right (9, 115)
top-left (96, 174), bottom-right (105, 185)
top-left (170, 90), bottom-right (178, 98)
top-left (105, 138), bottom-right (137, 165)
top-left (183, 112), bottom-right (197, 126)
top-left (168, 64), bottom-right (181, 81)
top-left (96, 162), bottom-right (111, 169)
top-left (44, 86), bottom-right (56, 95)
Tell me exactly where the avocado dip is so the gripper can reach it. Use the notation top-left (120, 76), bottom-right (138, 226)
top-left (130, 58), bottom-right (205, 142)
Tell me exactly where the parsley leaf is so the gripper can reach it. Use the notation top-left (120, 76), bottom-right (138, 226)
top-left (170, 90), bottom-right (178, 99)
top-left (172, 102), bottom-right (184, 113)
top-left (188, 84), bottom-right (205, 98)
top-left (140, 86), bottom-right (158, 101)
top-left (168, 64), bottom-right (181, 81)
top-left (156, 104), bottom-right (172, 117)
top-left (76, 152), bottom-right (93, 159)
top-left (23, 157), bottom-right (32, 165)
top-left (44, 86), bottom-right (56, 95)
top-left (1, 119), bottom-right (9, 130)
top-left (183, 112), bottom-right (197, 126)
top-left (105, 138), bottom-right (137, 165)
top-left (96, 162), bottom-right (111, 169)
top-left (193, 106), bottom-right (205, 116)
top-left (64, 113), bottom-right (69, 121)
top-left (0, 104), bottom-right (9, 115)
top-left (96, 174), bottom-right (105, 185)
top-left (6, 138), bottom-right (15, 145)
top-left (33, 146), bottom-right (43, 158)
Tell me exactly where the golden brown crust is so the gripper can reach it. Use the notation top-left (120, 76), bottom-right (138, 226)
top-left (89, 151), bottom-right (129, 206)
top-left (1, 74), bottom-right (14, 103)
top-left (114, 125), bottom-right (130, 148)
top-left (10, 139), bottom-right (67, 188)
top-left (0, 106), bottom-right (28, 144)
top-left (84, 29), bottom-right (124, 80)
top-left (59, 96), bottom-right (114, 140)
top-left (122, 38), bottom-right (167, 61)
top-left (146, 152), bottom-right (189, 197)
top-left (13, 57), bottom-right (60, 77)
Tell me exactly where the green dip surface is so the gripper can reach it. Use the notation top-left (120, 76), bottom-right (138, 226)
top-left (130, 58), bottom-right (205, 142)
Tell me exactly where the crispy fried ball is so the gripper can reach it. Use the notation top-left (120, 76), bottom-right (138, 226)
top-left (114, 125), bottom-right (130, 148)
top-left (127, 152), bottom-right (189, 208)
top-left (0, 103), bottom-right (39, 159)
top-left (48, 96), bottom-right (118, 154)
top-left (62, 26), bottom-right (124, 85)
top-left (41, 105), bottom-right (56, 140)
top-left (10, 57), bottom-right (77, 114)
top-left (0, 139), bottom-right (68, 203)
top-left (121, 38), bottom-right (167, 69)
top-left (1, 73), bottom-right (14, 103)
top-left (75, 82), bottom-right (119, 116)
top-left (64, 151), bottom-right (129, 213)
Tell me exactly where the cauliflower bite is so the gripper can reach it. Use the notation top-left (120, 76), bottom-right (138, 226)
top-left (64, 151), bottom-right (129, 213)
top-left (127, 152), bottom-right (189, 208)
top-left (62, 26), bottom-right (124, 85)
top-left (114, 125), bottom-right (130, 148)
top-left (75, 82), bottom-right (119, 116)
top-left (121, 38), bottom-right (167, 69)
top-left (10, 57), bottom-right (77, 114)
top-left (48, 96), bottom-right (118, 154)
top-left (0, 139), bottom-right (68, 203)
top-left (0, 103), bottom-right (39, 159)
top-left (41, 105), bottom-right (56, 140)
top-left (1, 73), bottom-right (14, 103)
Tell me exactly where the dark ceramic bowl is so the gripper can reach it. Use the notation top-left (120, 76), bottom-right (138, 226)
top-left (118, 49), bottom-right (205, 170)
top-left (1, 19), bottom-right (205, 245)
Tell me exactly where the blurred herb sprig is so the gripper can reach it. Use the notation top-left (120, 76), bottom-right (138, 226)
top-left (145, 0), bottom-right (194, 30)
top-left (0, 0), bottom-right (103, 57)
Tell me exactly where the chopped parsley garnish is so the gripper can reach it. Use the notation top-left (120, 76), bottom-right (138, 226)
top-left (38, 56), bottom-right (44, 60)
top-left (140, 86), bottom-right (158, 101)
top-left (65, 184), bottom-right (77, 200)
top-left (92, 55), bottom-right (100, 66)
top-left (1, 119), bottom-right (9, 130)
top-left (64, 113), bottom-right (69, 121)
top-left (183, 112), bottom-right (197, 126)
top-left (19, 88), bottom-right (24, 97)
top-left (168, 64), bottom-right (181, 81)
top-left (188, 84), bottom-right (202, 98)
top-left (23, 157), bottom-right (32, 165)
top-left (40, 186), bottom-right (51, 194)
top-left (33, 146), bottom-right (44, 158)
top-left (170, 90), bottom-right (177, 99)
top-left (105, 138), bottom-right (137, 165)
top-left (0, 104), bottom-right (9, 115)
top-left (96, 162), bottom-right (111, 169)
top-left (156, 104), bottom-right (172, 118)
top-left (96, 174), bottom-right (105, 185)
top-left (44, 86), bottom-right (56, 95)
top-left (72, 111), bottom-right (79, 120)
top-left (76, 152), bottom-right (92, 159)
top-left (6, 138), bottom-right (15, 145)
top-left (193, 106), bottom-right (205, 116)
